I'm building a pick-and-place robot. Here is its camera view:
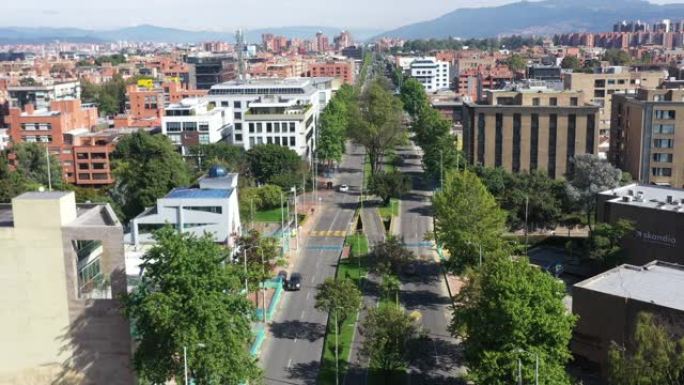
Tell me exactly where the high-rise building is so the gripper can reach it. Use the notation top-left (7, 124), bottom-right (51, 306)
top-left (0, 191), bottom-right (134, 384)
top-left (334, 31), bottom-right (353, 51)
top-left (463, 84), bottom-right (600, 179)
top-left (315, 32), bottom-right (330, 53)
top-left (610, 87), bottom-right (684, 188)
top-left (409, 57), bottom-right (451, 92)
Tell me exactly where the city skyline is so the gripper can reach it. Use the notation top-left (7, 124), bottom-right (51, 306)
top-left (5, 0), bottom-right (683, 32)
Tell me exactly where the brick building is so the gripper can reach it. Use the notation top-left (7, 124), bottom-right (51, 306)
top-left (305, 60), bottom-right (355, 85)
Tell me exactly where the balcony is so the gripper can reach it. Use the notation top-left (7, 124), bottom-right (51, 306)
top-left (244, 104), bottom-right (311, 122)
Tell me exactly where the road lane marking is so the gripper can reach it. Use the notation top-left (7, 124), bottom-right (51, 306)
top-left (306, 291), bottom-right (312, 300)
top-left (287, 358), bottom-right (292, 368)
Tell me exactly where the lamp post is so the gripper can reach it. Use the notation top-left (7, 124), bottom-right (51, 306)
top-left (183, 343), bottom-right (206, 385)
top-left (439, 149), bottom-right (444, 189)
top-left (516, 349), bottom-right (539, 385)
top-left (242, 249), bottom-right (248, 293)
top-left (291, 186), bottom-right (299, 251)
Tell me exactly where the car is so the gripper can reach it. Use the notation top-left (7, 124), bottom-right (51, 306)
top-left (339, 184), bottom-right (349, 192)
top-left (287, 273), bottom-right (302, 291)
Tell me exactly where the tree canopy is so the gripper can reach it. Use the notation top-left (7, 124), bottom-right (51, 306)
top-left (399, 78), bottom-right (428, 117)
top-left (247, 144), bottom-right (306, 188)
top-left (360, 304), bottom-right (420, 374)
top-left (452, 258), bottom-right (577, 385)
top-left (315, 277), bottom-right (362, 329)
top-left (434, 170), bottom-right (508, 273)
top-left (111, 131), bottom-right (191, 221)
top-left (368, 170), bottom-right (411, 205)
top-left (317, 97), bottom-right (349, 166)
top-left (124, 227), bottom-right (260, 385)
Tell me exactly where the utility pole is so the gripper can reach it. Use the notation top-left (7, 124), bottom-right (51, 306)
top-left (439, 149), bottom-right (444, 189)
top-left (280, 191), bottom-right (285, 256)
top-left (517, 358), bottom-right (522, 385)
top-left (535, 353), bottom-right (539, 385)
top-left (183, 346), bottom-right (189, 385)
top-left (335, 310), bottom-right (339, 385)
top-left (243, 249), bottom-right (248, 293)
top-left (292, 186), bottom-right (298, 251)
top-left (45, 146), bottom-right (52, 192)
top-left (260, 247), bottom-right (266, 323)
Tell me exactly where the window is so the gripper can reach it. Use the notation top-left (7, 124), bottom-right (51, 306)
top-left (256, 123), bottom-right (263, 133)
top-left (652, 167), bottom-right (673, 177)
top-left (235, 123), bottom-right (242, 131)
top-left (548, 114), bottom-right (557, 179)
top-left (607, 79), bottom-right (616, 85)
top-left (92, 163), bottom-right (106, 170)
top-left (549, 97), bottom-right (558, 106)
top-left (186, 206), bottom-right (222, 214)
top-left (24, 135), bottom-right (37, 143)
top-left (221, 101), bottom-right (229, 107)
top-left (477, 113), bottom-right (485, 164)
top-left (249, 123), bottom-right (255, 133)
top-left (513, 114), bottom-right (521, 173)
top-left (654, 139), bottom-right (674, 148)
top-left (653, 153), bottom-right (673, 163)
top-left (78, 163), bottom-right (89, 170)
top-left (249, 137), bottom-right (255, 146)
top-left (289, 122), bottom-right (296, 132)
top-left (266, 123), bottom-right (272, 133)
top-left (654, 124), bottom-right (675, 134)
top-left (275, 137), bottom-right (281, 145)
top-left (257, 137), bottom-right (263, 145)
top-left (594, 90), bottom-right (605, 98)
top-left (166, 122), bottom-right (181, 132)
top-left (168, 134), bottom-right (181, 144)
top-left (586, 114), bottom-right (595, 154)
top-left (266, 137), bottom-right (273, 144)
top-left (234, 112), bottom-right (242, 120)
top-left (570, 97), bottom-right (578, 106)
top-left (235, 134), bottom-right (243, 142)
top-left (530, 114), bottom-right (539, 171)
top-left (199, 134), bottom-right (210, 144)
top-left (199, 123), bottom-right (210, 132)
top-left (183, 122), bottom-right (197, 132)
top-left (274, 122), bottom-right (280, 133)
top-left (655, 110), bottom-right (676, 120)
top-left (234, 101), bottom-right (242, 109)
top-left (289, 136), bottom-right (296, 146)
top-left (594, 79), bottom-right (606, 88)
top-left (495, 113), bottom-right (503, 167)
top-left (532, 98), bottom-right (540, 106)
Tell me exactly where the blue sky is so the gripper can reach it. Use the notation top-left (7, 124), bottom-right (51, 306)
top-left (4, 0), bottom-right (683, 30)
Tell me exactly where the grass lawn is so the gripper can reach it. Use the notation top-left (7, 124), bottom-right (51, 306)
top-left (318, 235), bottom-right (369, 385)
top-left (253, 207), bottom-right (283, 223)
top-left (378, 199), bottom-right (399, 220)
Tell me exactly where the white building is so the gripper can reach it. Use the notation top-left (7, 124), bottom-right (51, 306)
top-left (7, 80), bottom-right (81, 109)
top-left (207, 77), bottom-right (334, 162)
top-left (130, 167), bottom-right (241, 248)
top-left (0, 128), bottom-right (9, 151)
top-left (161, 98), bottom-right (234, 155)
top-left (409, 57), bottom-right (451, 92)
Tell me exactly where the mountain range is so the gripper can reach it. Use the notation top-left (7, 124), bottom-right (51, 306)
top-left (0, 25), bottom-right (382, 45)
top-left (377, 0), bottom-right (684, 40)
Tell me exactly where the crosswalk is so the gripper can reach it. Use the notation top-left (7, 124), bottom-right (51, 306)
top-left (308, 230), bottom-right (349, 237)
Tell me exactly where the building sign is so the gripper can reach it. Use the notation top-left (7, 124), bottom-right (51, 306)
top-left (137, 79), bottom-right (154, 89)
top-left (634, 229), bottom-right (677, 248)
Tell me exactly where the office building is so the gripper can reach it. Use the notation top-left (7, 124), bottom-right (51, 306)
top-left (8, 80), bottom-right (81, 109)
top-left (463, 83), bottom-right (600, 179)
top-left (564, 67), bottom-right (666, 136)
top-left (161, 98), bottom-right (234, 155)
top-left (610, 87), bottom-right (684, 187)
top-left (597, 183), bottom-right (684, 266)
top-left (207, 77), bottom-right (334, 161)
top-left (572, 261), bottom-right (684, 373)
top-left (130, 168), bottom-right (241, 248)
top-left (527, 65), bottom-right (562, 82)
top-left (184, 54), bottom-right (237, 90)
top-left (0, 191), bottom-right (134, 384)
top-left (409, 57), bottom-right (451, 92)
top-left (341, 45), bottom-right (363, 60)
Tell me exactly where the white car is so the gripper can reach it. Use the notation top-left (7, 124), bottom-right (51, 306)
top-left (339, 184), bottom-right (349, 192)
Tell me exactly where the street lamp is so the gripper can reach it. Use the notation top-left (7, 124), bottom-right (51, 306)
top-left (516, 349), bottom-right (539, 385)
top-left (291, 186), bottom-right (299, 251)
top-left (183, 343), bottom-right (206, 385)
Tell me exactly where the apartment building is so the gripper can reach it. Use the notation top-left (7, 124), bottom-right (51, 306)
top-left (564, 67), bottom-right (666, 135)
top-left (306, 60), bottom-right (355, 85)
top-left (409, 57), bottom-right (451, 92)
top-left (456, 66), bottom-right (513, 102)
top-left (184, 54), bottom-right (237, 90)
top-left (162, 98), bottom-right (234, 155)
top-left (207, 77), bottom-right (334, 161)
top-left (610, 87), bottom-right (684, 188)
top-left (7, 99), bottom-right (99, 184)
top-left (0, 191), bottom-right (134, 384)
top-left (130, 168), bottom-right (241, 248)
top-left (7, 80), bottom-right (81, 109)
top-left (463, 83), bottom-right (600, 179)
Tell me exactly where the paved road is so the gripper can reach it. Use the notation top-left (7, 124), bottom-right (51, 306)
top-left (261, 143), bottom-right (364, 385)
top-left (396, 143), bottom-right (465, 385)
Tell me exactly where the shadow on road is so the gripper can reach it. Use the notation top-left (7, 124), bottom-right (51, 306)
top-left (286, 360), bottom-right (320, 385)
top-left (269, 320), bottom-right (326, 342)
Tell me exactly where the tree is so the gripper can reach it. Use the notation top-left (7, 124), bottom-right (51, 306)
top-left (399, 78), bottom-right (428, 117)
top-left (421, 134), bottom-right (462, 182)
top-left (235, 229), bottom-right (280, 291)
top-left (411, 105), bottom-right (451, 149)
top-left (315, 278), bottom-right (362, 330)
top-left (111, 131), bottom-right (191, 221)
top-left (369, 170), bottom-right (411, 205)
top-left (12, 142), bottom-right (64, 189)
top-left (371, 236), bottom-right (414, 275)
top-left (348, 79), bottom-right (405, 175)
top-left (587, 219), bottom-right (634, 267)
top-left (434, 170), bottom-right (508, 273)
top-left (247, 144), bottom-right (305, 186)
top-left (360, 304), bottom-right (420, 375)
top-left (560, 55), bottom-right (581, 70)
top-left (603, 48), bottom-right (632, 66)
top-left (188, 143), bottom-right (247, 174)
top-left (380, 274), bottom-right (401, 305)
top-left (317, 98), bottom-right (348, 167)
top-left (0, 153), bottom-right (31, 202)
top-left (566, 154), bottom-right (622, 231)
top-left (452, 258), bottom-right (577, 385)
top-left (124, 227), bottom-right (260, 385)
top-left (505, 54), bottom-right (527, 72)
top-left (608, 312), bottom-right (684, 385)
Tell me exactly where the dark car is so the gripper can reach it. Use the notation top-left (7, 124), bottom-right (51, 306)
top-left (287, 273), bottom-right (302, 291)
top-left (544, 261), bottom-right (565, 278)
